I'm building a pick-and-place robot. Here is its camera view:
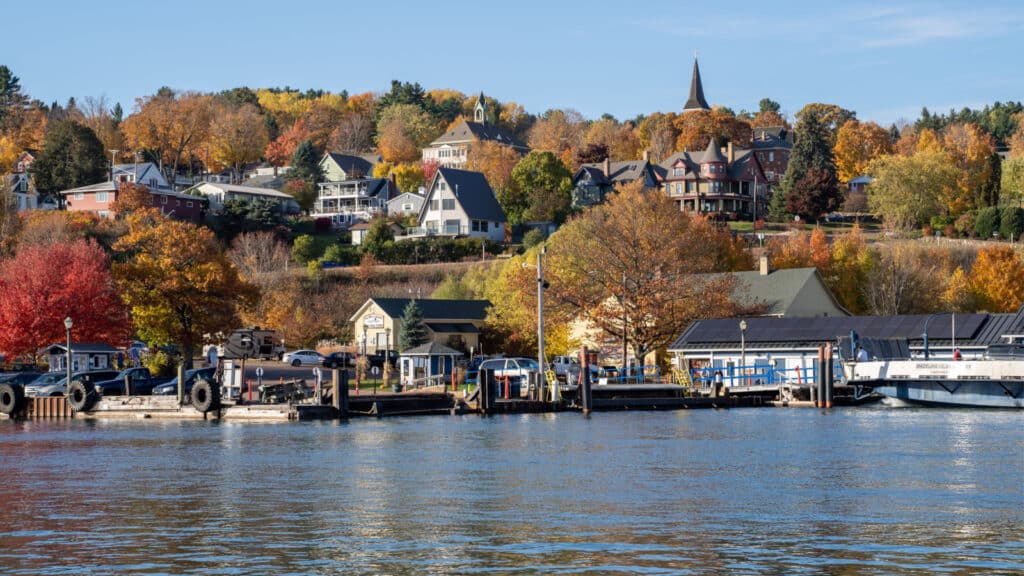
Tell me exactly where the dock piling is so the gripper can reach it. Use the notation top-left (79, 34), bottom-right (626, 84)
top-left (580, 346), bottom-right (593, 415)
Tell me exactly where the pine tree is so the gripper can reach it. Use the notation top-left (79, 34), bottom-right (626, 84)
top-left (778, 113), bottom-right (841, 221)
top-left (398, 300), bottom-right (428, 351)
top-left (289, 140), bottom-right (322, 184)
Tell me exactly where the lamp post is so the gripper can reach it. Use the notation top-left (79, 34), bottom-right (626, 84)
top-left (739, 320), bottom-right (747, 373)
top-left (64, 317), bottom-right (73, 395)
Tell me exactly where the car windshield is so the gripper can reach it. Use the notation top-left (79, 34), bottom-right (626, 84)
top-left (30, 373), bottom-right (65, 386)
top-left (512, 359), bottom-right (539, 370)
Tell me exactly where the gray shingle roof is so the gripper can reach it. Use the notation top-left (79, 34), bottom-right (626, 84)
top-left (700, 137), bottom-right (727, 163)
top-left (576, 161), bottom-right (656, 186)
top-left (429, 119), bottom-right (528, 149)
top-left (371, 298), bottom-right (491, 320)
top-left (723, 267), bottom-right (846, 317)
top-left (436, 168), bottom-right (507, 222)
top-left (324, 153), bottom-right (380, 178)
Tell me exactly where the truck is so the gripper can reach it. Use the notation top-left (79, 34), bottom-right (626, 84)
top-left (550, 355), bottom-right (602, 382)
top-left (92, 367), bottom-right (171, 396)
top-left (221, 328), bottom-right (285, 360)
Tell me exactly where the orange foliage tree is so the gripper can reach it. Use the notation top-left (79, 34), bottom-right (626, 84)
top-left (834, 119), bottom-right (893, 182)
top-left (465, 140), bottom-right (521, 193)
top-left (265, 119), bottom-right (311, 167)
top-left (969, 245), bottom-right (1024, 312)
top-left (121, 91), bottom-right (214, 179)
top-left (673, 108), bottom-right (752, 151)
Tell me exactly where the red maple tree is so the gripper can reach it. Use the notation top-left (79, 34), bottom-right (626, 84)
top-left (0, 240), bottom-right (131, 359)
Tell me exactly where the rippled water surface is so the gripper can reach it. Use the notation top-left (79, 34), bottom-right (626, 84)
top-left (1, 407), bottom-right (1021, 574)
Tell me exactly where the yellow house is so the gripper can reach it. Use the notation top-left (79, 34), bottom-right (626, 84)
top-left (348, 298), bottom-right (491, 354)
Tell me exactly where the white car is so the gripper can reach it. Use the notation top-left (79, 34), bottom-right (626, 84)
top-left (282, 350), bottom-right (323, 367)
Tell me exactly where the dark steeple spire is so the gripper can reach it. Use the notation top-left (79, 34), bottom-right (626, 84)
top-left (683, 56), bottom-right (710, 112)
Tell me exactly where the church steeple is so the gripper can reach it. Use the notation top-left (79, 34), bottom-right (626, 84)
top-left (683, 56), bottom-right (710, 112)
top-left (474, 92), bottom-right (488, 124)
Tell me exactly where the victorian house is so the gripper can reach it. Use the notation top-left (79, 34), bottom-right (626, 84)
top-left (657, 138), bottom-right (768, 220)
top-left (7, 151), bottom-right (38, 211)
top-left (421, 93), bottom-right (529, 169)
top-left (407, 167), bottom-right (506, 242)
top-left (572, 154), bottom-right (661, 207)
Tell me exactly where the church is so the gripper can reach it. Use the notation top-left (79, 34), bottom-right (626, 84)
top-left (421, 93), bottom-right (530, 169)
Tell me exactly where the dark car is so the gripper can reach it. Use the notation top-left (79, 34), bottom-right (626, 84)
top-left (24, 370), bottom-right (120, 397)
top-left (93, 367), bottom-right (169, 396)
top-left (367, 350), bottom-right (399, 369)
top-left (0, 372), bottom-right (44, 386)
top-left (323, 351), bottom-right (355, 369)
top-left (152, 367), bottom-right (217, 397)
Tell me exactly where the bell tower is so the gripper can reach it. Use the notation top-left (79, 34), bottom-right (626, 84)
top-left (474, 92), bottom-right (488, 124)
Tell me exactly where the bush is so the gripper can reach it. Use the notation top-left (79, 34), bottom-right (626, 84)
top-left (291, 234), bottom-right (337, 264)
top-left (954, 212), bottom-right (975, 238)
top-left (975, 207), bottom-right (1000, 239)
top-left (522, 228), bottom-right (546, 250)
top-left (371, 237), bottom-right (500, 265)
top-left (143, 350), bottom-right (176, 378)
top-left (999, 207), bottom-right (1024, 241)
top-left (321, 243), bottom-right (360, 266)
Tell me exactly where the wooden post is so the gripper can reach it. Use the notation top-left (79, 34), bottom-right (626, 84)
top-left (815, 346), bottom-right (824, 408)
top-left (124, 372), bottom-right (132, 396)
top-left (580, 346), bottom-right (593, 415)
top-left (333, 368), bottom-right (349, 417)
top-left (177, 364), bottom-right (185, 406)
top-left (825, 345), bottom-right (834, 408)
top-left (480, 368), bottom-right (493, 415)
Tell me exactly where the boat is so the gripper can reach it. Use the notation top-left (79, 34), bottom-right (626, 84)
top-left (841, 342), bottom-right (1024, 408)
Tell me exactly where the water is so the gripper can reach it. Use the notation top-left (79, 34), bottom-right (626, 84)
top-left (1, 407), bottom-right (1021, 575)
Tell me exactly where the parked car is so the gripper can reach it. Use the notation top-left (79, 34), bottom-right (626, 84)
top-left (322, 351), bottom-right (355, 369)
top-left (93, 368), bottom-right (170, 396)
top-left (0, 372), bottom-right (44, 386)
top-left (282, 350), bottom-right (323, 367)
top-left (478, 357), bottom-right (540, 380)
top-left (367, 350), bottom-right (399, 369)
top-left (25, 370), bottom-right (120, 397)
top-left (152, 367), bottom-right (217, 397)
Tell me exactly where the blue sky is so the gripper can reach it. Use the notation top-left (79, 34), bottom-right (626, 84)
top-left (5, 0), bottom-right (1022, 126)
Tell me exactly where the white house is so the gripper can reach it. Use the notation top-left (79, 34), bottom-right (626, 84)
top-left (112, 162), bottom-right (171, 190)
top-left (185, 182), bottom-right (300, 214)
top-left (311, 177), bottom-right (393, 229)
top-left (387, 191), bottom-right (425, 217)
top-left (409, 168), bottom-right (506, 242)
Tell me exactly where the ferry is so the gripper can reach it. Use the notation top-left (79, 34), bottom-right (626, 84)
top-left (842, 344), bottom-right (1024, 408)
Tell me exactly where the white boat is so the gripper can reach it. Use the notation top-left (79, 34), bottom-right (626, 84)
top-left (843, 355), bottom-right (1024, 408)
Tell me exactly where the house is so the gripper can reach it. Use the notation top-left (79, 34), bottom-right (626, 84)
top-left (311, 177), bottom-right (394, 229)
top-left (717, 257), bottom-right (849, 318)
top-left (847, 175), bottom-right (873, 195)
top-left (387, 191), bottom-right (425, 218)
top-left (349, 220), bottom-right (403, 246)
top-left (60, 181), bottom-right (204, 221)
top-left (750, 127), bottom-right (793, 187)
top-left (421, 93), bottom-right (529, 169)
top-left (572, 154), bottom-right (661, 208)
top-left (7, 151), bottom-right (37, 211)
top-left (656, 138), bottom-right (769, 219)
top-left (668, 306), bottom-right (1024, 379)
top-left (185, 182), bottom-right (300, 214)
top-left (320, 153), bottom-right (382, 181)
top-left (349, 297), bottom-right (492, 354)
top-left (45, 342), bottom-right (120, 372)
top-left (112, 162), bottom-right (171, 190)
top-left (408, 168), bottom-right (506, 242)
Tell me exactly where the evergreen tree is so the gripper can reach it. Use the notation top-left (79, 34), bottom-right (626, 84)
top-left (398, 300), bottom-right (428, 351)
top-left (778, 113), bottom-right (841, 221)
top-left (289, 140), bottom-right (322, 184)
top-left (31, 120), bottom-right (107, 198)
top-left (111, 102), bottom-right (123, 127)
top-left (980, 152), bottom-right (1001, 207)
top-left (0, 65), bottom-right (25, 126)
top-left (758, 98), bottom-right (781, 113)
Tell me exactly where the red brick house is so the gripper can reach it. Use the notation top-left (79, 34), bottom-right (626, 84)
top-left (60, 181), bottom-right (205, 222)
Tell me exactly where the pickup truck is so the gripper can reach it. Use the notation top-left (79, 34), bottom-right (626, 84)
top-left (93, 367), bottom-right (171, 396)
top-left (550, 355), bottom-right (601, 382)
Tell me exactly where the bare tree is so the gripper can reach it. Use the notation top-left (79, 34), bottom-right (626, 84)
top-left (329, 112), bottom-right (374, 153)
top-left (228, 231), bottom-right (290, 288)
top-left (864, 243), bottom-right (941, 315)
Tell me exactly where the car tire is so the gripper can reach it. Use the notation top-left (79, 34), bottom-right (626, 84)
top-left (0, 383), bottom-right (25, 415)
top-left (191, 380), bottom-right (220, 413)
top-left (66, 381), bottom-right (95, 412)
top-left (291, 359), bottom-right (301, 367)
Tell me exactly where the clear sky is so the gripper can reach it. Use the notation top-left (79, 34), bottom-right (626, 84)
top-left (5, 0), bottom-right (1022, 126)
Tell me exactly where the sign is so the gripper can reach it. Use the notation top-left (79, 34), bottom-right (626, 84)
top-left (313, 367), bottom-right (322, 384)
top-left (255, 367), bottom-right (264, 377)
top-left (364, 314), bottom-right (385, 329)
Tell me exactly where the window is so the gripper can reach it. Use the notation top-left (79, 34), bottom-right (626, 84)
top-left (186, 201), bottom-right (194, 208)
top-left (442, 198), bottom-right (455, 210)
top-left (429, 199), bottom-right (439, 211)
top-left (673, 167), bottom-right (683, 176)
top-left (402, 203), bottom-right (413, 211)
top-left (96, 191), bottom-right (109, 202)
top-left (74, 192), bottom-right (84, 200)
top-left (161, 195), bottom-right (168, 204)
top-left (176, 199), bottom-right (180, 206)
top-left (769, 152), bottom-right (774, 162)
top-left (149, 178), bottom-right (157, 187)
top-left (98, 210), bottom-right (110, 218)
top-left (439, 182), bottom-right (447, 191)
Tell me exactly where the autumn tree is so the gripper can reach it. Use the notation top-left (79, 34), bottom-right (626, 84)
top-left (673, 108), bottom-right (752, 151)
top-left (376, 103), bottom-right (442, 163)
top-left (0, 240), bottom-right (130, 359)
top-left (794, 103), bottom-right (856, 145)
top-left (834, 119), bottom-right (893, 182)
top-left (969, 245), bottom-right (1024, 312)
top-left (751, 110), bottom-right (789, 129)
top-left (255, 89), bottom-right (311, 129)
top-left (31, 120), bottom-right (107, 198)
top-left (121, 91), bottom-right (214, 181)
top-left (637, 112), bottom-right (679, 162)
top-left (863, 242), bottom-right (942, 315)
top-left (113, 211), bottom-right (257, 369)
top-left (80, 95), bottom-right (125, 160)
top-left (391, 162), bottom-right (424, 193)
top-left (1002, 156), bottom-right (1024, 205)
top-left (527, 109), bottom-right (586, 167)
top-left (786, 168), bottom-right (841, 221)
top-left (779, 113), bottom-right (841, 220)
top-left (208, 103), bottom-right (269, 180)
top-left (505, 151), bottom-right (573, 225)
top-left (545, 181), bottom-right (743, 362)
top-left (329, 92), bottom-right (376, 153)
top-left (943, 122), bottom-right (996, 213)
top-left (284, 140), bottom-right (322, 211)
top-left (228, 231), bottom-right (290, 326)
top-left (111, 183), bottom-right (154, 217)
top-left (824, 224), bottom-right (872, 314)
top-left (584, 118), bottom-right (641, 162)
top-left (265, 119), bottom-right (312, 167)
top-left (867, 151), bottom-right (956, 230)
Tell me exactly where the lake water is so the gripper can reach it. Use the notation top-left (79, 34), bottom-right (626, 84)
top-left (1, 407), bottom-right (1021, 575)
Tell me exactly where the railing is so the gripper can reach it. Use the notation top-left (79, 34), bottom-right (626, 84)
top-left (398, 224), bottom-right (470, 238)
top-left (686, 363), bottom-right (837, 392)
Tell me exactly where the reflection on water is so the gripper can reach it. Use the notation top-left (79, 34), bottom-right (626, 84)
top-left (1, 408), bottom-right (1022, 574)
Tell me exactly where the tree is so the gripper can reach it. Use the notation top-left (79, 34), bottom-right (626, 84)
top-left (527, 109), bottom-right (586, 167)
top-left (975, 207), bottom-right (1000, 239)
top-left (505, 151), bottom-right (572, 225)
top-left (867, 152), bottom-right (955, 230)
top-left (0, 65), bottom-right (26, 129)
top-left (376, 103), bottom-right (442, 163)
top-left (31, 120), bottom-right (107, 198)
top-left (584, 118), bottom-right (640, 162)
top-left (969, 245), bottom-right (1024, 312)
top-left (1002, 156), bottom-right (1024, 205)
top-left (265, 120), bottom-right (312, 167)
top-left (398, 299), bottom-right (428, 351)
top-left (112, 183), bottom-right (154, 217)
top-left (834, 119), bottom-right (893, 182)
top-left (361, 216), bottom-right (395, 258)
top-left (979, 152), bottom-right (1001, 208)
top-left (113, 211), bottom-right (257, 369)
top-left (637, 112), bottom-right (678, 162)
top-left (943, 123), bottom-right (996, 214)
top-left (759, 98), bottom-right (781, 114)
top-left (863, 243), bottom-right (940, 315)
top-left (0, 240), bottom-right (130, 359)
top-left (285, 140), bottom-right (322, 211)
top-left (121, 92), bottom-right (214, 181)
top-left (80, 95), bottom-right (125, 160)
top-left (794, 103), bottom-right (856, 145)
top-left (208, 104), bottom-right (269, 180)
top-left (465, 140), bottom-right (520, 195)
top-left (545, 181), bottom-right (745, 362)
top-left (751, 110), bottom-right (789, 129)
top-left (391, 162), bottom-right (424, 193)
top-left (780, 113), bottom-right (840, 220)
top-left (673, 108), bottom-right (752, 151)
top-left (574, 142), bottom-right (609, 166)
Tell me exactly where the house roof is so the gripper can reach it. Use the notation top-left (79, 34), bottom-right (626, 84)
top-left (434, 168), bottom-right (507, 222)
top-left (576, 161), bottom-right (655, 186)
top-left (113, 162), bottom-right (165, 185)
top-left (848, 175), bottom-right (873, 184)
top-left (752, 126), bottom-right (794, 146)
top-left (362, 298), bottom-right (491, 321)
top-left (401, 341), bottom-right (465, 356)
top-left (322, 153), bottom-right (381, 178)
top-left (60, 181), bottom-right (117, 194)
top-left (724, 267), bottom-right (848, 317)
top-left (349, 222), bottom-right (372, 231)
top-left (429, 119), bottom-right (528, 149)
top-left (191, 182), bottom-right (294, 199)
top-left (669, 309), bottom-right (1024, 352)
top-left (683, 58), bottom-right (710, 111)
top-left (388, 192), bottom-right (424, 205)
top-left (700, 138), bottom-right (727, 163)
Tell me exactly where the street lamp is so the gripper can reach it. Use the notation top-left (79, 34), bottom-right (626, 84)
top-left (739, 320), bottom-right (747, 372)
top-left (64, 317), bottom-right (73, 395)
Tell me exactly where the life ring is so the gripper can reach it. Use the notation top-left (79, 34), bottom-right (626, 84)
top-left (191, 379), bottom-right (220, 413)
top-left (0, 383), bottom-right (25, 415)
top-left (67, 381), bottom-right (95, 412)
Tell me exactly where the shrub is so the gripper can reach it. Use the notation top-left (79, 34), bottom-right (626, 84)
top-left (999, 207), bottom-right (1024, 241)
top-left (975, 207), bottom-right (1000, 239)
top-left (954, 213), bottom-right (975, 238)
top-left (522, 228), bottom-right (546, 250)
top-left (143, 350), bottom-right (176, 378)
top-left (291, 234), bottom-right (337, 264)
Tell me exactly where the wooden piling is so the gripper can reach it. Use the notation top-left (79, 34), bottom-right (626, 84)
top-left (580, 346), bottom-right (593, 415)
top-left (825, 344), bottom-right (834, 408)
top-left (177, 364), bottom-right (185, 406)
top-left (479, 369), bottom-right (494, 415)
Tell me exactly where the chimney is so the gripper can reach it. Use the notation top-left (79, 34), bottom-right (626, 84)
top-left (727, 142), bottom-right (734, 163)
top-left (603, 157), bottom-right (611, 178)
top-left (759, 254), bottom-right (770, 276)
top-left (389, 172), bottom-right (398, 197)
top-left (642, 150), bottom-right (650, 164)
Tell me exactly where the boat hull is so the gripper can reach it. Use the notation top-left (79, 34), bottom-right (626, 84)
top-left (845, 358), bottom-right (1024, 408)
top-left (865, 379), bottom-right (1023, 408)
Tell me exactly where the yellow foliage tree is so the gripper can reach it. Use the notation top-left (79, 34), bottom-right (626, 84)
top-left (826, 224), bottom-right (871, 314)
top-left (0, 135), bottom-right (18, 172)
top-left (255, 89), bottom-right (311, 129)
top-left (969, 245), bottom-right (1024, 312)
top-left (121, 92), bottom-right (214, 179)
top-left (834, 119), bottom-right (893, 182)
top-left (942, 266), bottom-right (974, 312)
top-left (391, 163), bottom-right (424, 193)
top-left (766, 232), bottom-right (812, 269)
top-left (207, 104), bottom-right (269, 177)
top-left (465, 140), bottom-right (521, 193)
top-left (943, 123), bottom-right (995, 213)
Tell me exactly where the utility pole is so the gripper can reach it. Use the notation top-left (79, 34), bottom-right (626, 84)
top-left (109, 149), bottom-right (120, 182)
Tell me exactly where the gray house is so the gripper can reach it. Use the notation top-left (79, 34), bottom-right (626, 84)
top-left (572, 156), bottom-right (661, 208)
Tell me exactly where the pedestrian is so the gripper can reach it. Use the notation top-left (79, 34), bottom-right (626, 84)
top-left (953, 348), bottom-right (962, 361)
top-left (856, 346), bottom-right (869, 362)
